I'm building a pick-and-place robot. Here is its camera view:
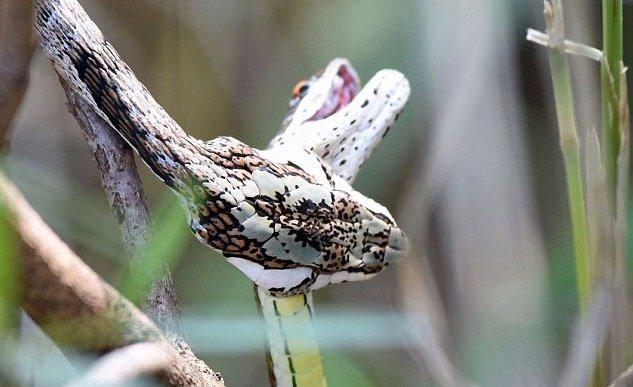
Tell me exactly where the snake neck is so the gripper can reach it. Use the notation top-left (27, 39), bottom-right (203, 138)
top-left (256, 287), bottom-right (327, 387)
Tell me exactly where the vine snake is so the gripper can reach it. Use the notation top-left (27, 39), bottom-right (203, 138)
top-left (34, 1), bottom-right (410, 385)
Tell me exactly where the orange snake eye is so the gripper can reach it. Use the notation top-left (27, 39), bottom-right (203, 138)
top-left (291, 80), bottom-right (310, 99)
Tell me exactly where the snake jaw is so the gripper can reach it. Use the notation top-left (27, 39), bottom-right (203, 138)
top-left (310, 60), bottom-right (360, 120)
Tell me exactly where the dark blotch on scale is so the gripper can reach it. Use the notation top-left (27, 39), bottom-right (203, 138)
top-left (39, 7), bottom-right (52, 24)
top-left (382, 126), bottom-right (391, 139)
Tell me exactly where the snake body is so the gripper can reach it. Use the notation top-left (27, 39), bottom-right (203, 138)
top-left (257, 288), bottom-right (326, 387)
top-left (35, 0), bottom-right (410, 385)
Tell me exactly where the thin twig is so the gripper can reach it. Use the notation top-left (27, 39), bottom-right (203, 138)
top-left (526, 28), bottom-right (603, 62)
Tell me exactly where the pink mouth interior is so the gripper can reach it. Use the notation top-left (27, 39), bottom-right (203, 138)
top-left (311, 66), bottom-right (359, 120)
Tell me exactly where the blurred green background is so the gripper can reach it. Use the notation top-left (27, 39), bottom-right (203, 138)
top-left (4, 0), bottom-right (633, 386)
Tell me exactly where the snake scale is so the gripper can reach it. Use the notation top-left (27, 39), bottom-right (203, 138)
top-left (35, 0), bottom-right (410, 385)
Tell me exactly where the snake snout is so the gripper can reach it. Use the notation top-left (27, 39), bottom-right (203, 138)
top-left (373, 69), bottom-right (410, 105)
top-left (384, 227), bottom-right (409, 264)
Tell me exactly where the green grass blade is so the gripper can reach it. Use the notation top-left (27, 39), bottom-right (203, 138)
top-left (601, 0), bottom-right (623, 190)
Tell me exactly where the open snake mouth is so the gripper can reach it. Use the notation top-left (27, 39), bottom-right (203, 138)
top-left (311, 64), bottom-right (360, 120)
top-left (274, 58), bottom-right (410, 176)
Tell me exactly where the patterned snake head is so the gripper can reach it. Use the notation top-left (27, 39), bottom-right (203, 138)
top-left (182, 139), bottom-right (410, 296)
top-left (205, 58), bottom-right (411, 296)
top-left (270, 58), bottom-right (411, 183)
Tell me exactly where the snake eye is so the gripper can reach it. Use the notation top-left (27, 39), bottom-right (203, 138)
top-left (291, 80), bottom-right (310, 99)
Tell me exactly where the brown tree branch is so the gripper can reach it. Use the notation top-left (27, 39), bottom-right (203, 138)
top-left (61, 81), bottom-right (181, 338)
top-left (0, 171), bottom-right (224, 386)
top-left (0, 0), bottom-right (35, 150)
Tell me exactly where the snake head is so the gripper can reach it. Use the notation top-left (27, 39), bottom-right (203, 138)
top-left (220, 168), bottom-right (411, 295)
top-left (185, 140), bottom-right (409, 297)
top-left (270, 58), bottom-right (411, 183)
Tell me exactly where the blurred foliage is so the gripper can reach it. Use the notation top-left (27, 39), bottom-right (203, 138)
top-left (0, 198), bottom-right (19, 387)
top-left (117, 194), bottom-right (191, 304)
top-left (0, 202), bottom-right (19, 335)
